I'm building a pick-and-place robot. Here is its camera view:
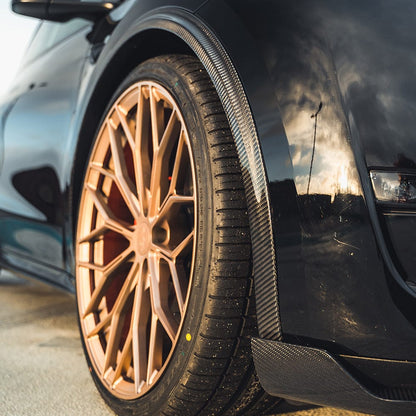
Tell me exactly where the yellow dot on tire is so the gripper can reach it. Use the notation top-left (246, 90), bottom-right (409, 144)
top-left (186, 333), bottom-right (192, 342)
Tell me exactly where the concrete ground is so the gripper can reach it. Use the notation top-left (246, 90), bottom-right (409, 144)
top-left (0, 271), bottom-right (368, 416)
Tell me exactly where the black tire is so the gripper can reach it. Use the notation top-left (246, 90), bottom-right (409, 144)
top-left (76, 54), bottom-right (279, 416)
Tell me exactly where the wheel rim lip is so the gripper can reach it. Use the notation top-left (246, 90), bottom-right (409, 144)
top-left (76, 80), bottom-right (197, 400)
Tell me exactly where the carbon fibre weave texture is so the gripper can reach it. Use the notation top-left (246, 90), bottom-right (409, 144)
top-left (252, 338), bottom-right (416, 416)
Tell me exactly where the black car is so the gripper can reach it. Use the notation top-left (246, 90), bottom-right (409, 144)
top-left (3, 1), bottom-right (416, 415)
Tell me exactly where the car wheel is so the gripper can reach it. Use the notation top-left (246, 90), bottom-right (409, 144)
top-left (75, 55), bottom-right (278, 416)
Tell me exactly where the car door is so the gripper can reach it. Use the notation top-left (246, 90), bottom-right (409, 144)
top-left (0, 19), bottom-right (91, 280)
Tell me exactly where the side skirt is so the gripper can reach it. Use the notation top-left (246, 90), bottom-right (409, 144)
top-left (252, 338), bottom-right (416, 416)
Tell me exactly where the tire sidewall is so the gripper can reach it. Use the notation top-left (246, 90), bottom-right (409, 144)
top-left (77, 57), bottom-right (216, 416)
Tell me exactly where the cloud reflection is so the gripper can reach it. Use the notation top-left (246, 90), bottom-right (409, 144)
top-left (261, 6), bottom-right (362, 198)
top-left (320, 0), bottom-right (416, 168)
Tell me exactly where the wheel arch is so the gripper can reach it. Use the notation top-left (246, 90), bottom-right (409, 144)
top-left (71, 7), bottom-right (281, 341)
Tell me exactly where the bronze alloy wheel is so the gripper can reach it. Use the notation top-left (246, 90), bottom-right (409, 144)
top-left (76, 80), bottom-right (196, 399)
top-left (76, 55), bottom-right (279, 416)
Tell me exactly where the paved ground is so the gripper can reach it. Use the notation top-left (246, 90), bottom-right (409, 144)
top-left (0, 271), bottom-right (369, 416)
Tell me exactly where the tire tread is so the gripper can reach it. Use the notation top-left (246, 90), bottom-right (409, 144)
top-left (160, 55), bottom-right (279, 416)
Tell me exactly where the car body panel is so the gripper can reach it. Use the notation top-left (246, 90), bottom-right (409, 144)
top-left (2, 0), bottom-right (416, 410)
top-left (0, 23), bottom-right (91, 273)
top-left (193, 0), bottom-right (416, 361)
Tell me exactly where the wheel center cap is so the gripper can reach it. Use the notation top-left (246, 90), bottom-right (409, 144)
top-left (135, 220), bottom-right (152, 256)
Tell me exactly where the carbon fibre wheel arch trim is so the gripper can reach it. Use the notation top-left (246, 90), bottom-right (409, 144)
top-left (127, 8), bottom-right (282, 341)
top-left (252, 337), bottom-right (416, 416)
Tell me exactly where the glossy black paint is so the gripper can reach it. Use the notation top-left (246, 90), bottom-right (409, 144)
top-left (2, 0), bottom-right (416, 405)
top-left (194, 0), bottom-right (416, 362)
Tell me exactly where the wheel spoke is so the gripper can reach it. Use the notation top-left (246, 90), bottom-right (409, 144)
top-left (148, 99), bottom-right (180, 216)
top-left (107, 121), bottom-right (141, 218)
top-left (90, 162), bottom-right (116, 181)
top-left (115, 105), bottom-right (135, 151)
top-left (131, 265), bottom-right (150, 393)
top-left (151, 244), bottom-right (172, 260)
top-left (167, 259), bottom-right (186, 315)
top-left (103, 261), bottom-right (141, 374)
top-left (149, 87), bottom-right (164, 152)
top-left (158, 109), bottom-right (179, 157)
top-left (85, 184), bottom-right (114, 222)
top-left (146, 313), bottom-right (162, 385)
top-left (84, 184), bottom-right (133, 239)
top-left (113, 330), bottom-right (132, 386)
top-left (103, 312), bottom-right (125, 375)
top-left (78, 220), bottom-right (132, 244)
top-left (134, 87), bottom-right (149, 214)
top-left (82, 247), bottom-right (134, 317)
top-left (77, 225), bottom-right (107, 244)
top-left (78, 260), bottom-right (104, 272)
top-left (148, 254), bottom-right (178, 341)
top-left (87, 312), bottom-right (112, 338)
top-left (79, 228), bottom-right (133, 275)
top-left (116, 99), bottom-right (151, 216)
top-left (152, 229), bottom-right (194, 262)
top-left (172, 230), bottom-right (194, 258)
top-left (158, 194), bottom-right (194, 223)
top-left (167, 129), bottom-right (186, 196)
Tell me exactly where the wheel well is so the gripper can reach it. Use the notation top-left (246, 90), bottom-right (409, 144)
top-left (72, 29), bottom-right (194, 230)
